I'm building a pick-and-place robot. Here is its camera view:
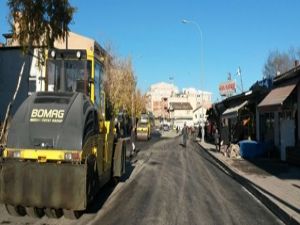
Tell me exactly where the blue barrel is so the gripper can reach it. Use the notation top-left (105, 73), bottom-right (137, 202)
top-left (239, 140), bottom-right (262, 159)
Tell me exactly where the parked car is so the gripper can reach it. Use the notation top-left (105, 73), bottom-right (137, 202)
top-left (163, 124), bottom-right (169, 131)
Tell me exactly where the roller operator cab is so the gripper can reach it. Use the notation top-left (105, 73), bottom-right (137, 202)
top-left (0, 49), bottom-right (126, 219)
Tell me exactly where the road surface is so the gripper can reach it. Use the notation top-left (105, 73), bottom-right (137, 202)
top-left (0, 130), bottom-right (284, 225)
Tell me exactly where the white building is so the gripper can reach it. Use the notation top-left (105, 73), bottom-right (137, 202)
top-left (168, 88), bottom-right (212, 129)
top-left (182, 87), bottom-right (212, 109)
top-left (193, 106), bottom-right (207, 127)
top-left (169, 102), bottom-right (194, 129)
top-left (146, 82), bottom-right (212, 122)
top-left (169, 88), bottom-right (212, 110)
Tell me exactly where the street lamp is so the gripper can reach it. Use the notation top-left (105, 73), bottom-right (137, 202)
top-left (181, 19), bottom-right (204, 91)
top-left (182, 19), bottom-right (206, 142)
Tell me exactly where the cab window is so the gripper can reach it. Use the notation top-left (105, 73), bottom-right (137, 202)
top-left (94, 61), bottom-right (103, 106)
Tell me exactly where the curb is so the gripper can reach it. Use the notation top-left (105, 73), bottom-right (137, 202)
top-left (198, 143), bottom-right (300, 225)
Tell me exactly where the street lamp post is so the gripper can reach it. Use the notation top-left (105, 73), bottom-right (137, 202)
top-left (199, 108), bottom-right (207, 143)
top-left (181, 19), bottom-right (204, 91)
top-left (182, 19), bottom-right (206, 143)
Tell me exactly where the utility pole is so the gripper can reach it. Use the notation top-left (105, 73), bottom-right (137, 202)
top-left (237, 67), bottom-right (244, 92)
top-left (182, 19), bottom-right (207, 143)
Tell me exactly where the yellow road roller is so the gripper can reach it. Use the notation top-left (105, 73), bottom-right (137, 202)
top-left (136, 113), bottom-right (151, 140)
top-left (0, 48), bottom-right (126, 219)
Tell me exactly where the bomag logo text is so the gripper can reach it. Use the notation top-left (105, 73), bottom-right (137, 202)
top-left (30, 109), bottom-right (65, 123)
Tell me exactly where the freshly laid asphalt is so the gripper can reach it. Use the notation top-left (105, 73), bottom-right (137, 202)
top-left (0, 131), bottom-right (284, 225)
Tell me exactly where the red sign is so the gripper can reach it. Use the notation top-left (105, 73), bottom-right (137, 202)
top-left (219, 80), bottom-right (236, 96)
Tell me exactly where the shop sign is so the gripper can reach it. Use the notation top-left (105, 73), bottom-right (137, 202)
top-left (219, 80), bottom-right (236, 96)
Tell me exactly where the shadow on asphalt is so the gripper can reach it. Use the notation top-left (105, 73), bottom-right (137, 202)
top-left (248, 159), bottom-right (300, 181)
top-left (195, 141), bottom-right (300, 215)
top-left (135, 131), bottom-right (162, 148)
top-left (191, 141), bottom-right (234, 178)
top-left (142, 130), bottom-right (162, 139)
top-left (85, 160), bottom-right (135, 214)
top-left (84, 130), bottom-right (162, 215)
top-left (202, 141), bottom-right (300, 182)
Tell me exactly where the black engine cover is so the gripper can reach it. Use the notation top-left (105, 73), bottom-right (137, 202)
top-left (7, 92), bottom-right (95, 150)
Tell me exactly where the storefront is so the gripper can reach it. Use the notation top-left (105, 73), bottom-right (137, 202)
top-left (208, 79), bottom-right (269, 147)
top-left (222, 100), bottom-right (248, 143)
top-left (220, 90), bottom-right (266, 145)
top-left (257, 65), bottom-right (300, 161)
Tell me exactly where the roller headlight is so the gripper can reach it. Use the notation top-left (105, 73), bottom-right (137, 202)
top-left (7, 150), bottom-right (21, 158)
top-left (76, 51), bottom-right (81, 59)
top-left (50, 50), bottom-right (56, 58)
top-left (64, 152), bottom-right (81, 161)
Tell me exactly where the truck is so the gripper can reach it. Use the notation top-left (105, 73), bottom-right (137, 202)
top-left (0, 47), bottom-right (126, 219)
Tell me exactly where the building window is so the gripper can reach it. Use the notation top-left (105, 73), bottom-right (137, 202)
top-left (260, 113), bottom-right (274, 142)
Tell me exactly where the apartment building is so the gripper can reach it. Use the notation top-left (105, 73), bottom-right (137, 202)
top-left (146, 82), bottom-right (179, 118)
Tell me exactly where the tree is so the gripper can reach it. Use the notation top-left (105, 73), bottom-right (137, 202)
top-left (103, 54), bottom-right (137, 116)
top-left (263, 48), bottom-right (299, 79)
top-left (134, 89), bottom-right (147, 117)
top-left (1, 0), bottom-right (75, 143)
top-left (7, 0), bottom-right (75, 54)
top-left (102, 47), bottom-right (146, 119)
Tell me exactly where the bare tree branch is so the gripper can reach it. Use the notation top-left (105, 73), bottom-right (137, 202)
top-left (263, 48), bottom-right (299, 79)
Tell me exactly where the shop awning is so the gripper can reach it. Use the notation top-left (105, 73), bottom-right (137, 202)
top-left (222, 101), bottom-right (248, 119)
top-left (258, 83), bottom-right (296, 112)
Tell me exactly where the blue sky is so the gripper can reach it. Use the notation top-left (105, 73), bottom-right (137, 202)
top-left (1, 0), bottom-right (300, 101)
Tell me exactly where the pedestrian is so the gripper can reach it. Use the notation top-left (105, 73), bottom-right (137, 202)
top-left (214, 128), bottom-right (220, 151)
top-left (130, 125), bottom-right (136, 156)
top-left (181, 122), bottom-right (188, 147)
top-left (198, 126), bottom-right (202, 140)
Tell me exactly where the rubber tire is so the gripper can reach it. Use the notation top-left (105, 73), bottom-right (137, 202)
top-left (110, 142), bottom-right (124, 186)
top-left (86, 155), bottom-right (98, 203)
top-left (25, 207), bottom-right (45, 218)
top-left (44, 208), bottom-right (63, 218)
top-left (63, 209), bottom-right (83, 220)
top-left (110, 176), bottom-right (120, 186)
top-left (5, 204), bottom-right (26, 217)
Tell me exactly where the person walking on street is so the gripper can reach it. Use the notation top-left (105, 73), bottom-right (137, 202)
top-left (198, 126), bottom-right (202, 141)
top-left (182, 122), bottom-right (188, 147)
top-left (214, 128), bottom-right (220, 151)
top-left (130, 125), bottom-right (136, 156)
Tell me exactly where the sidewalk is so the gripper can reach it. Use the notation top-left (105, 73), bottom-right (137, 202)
top-left (199, 141), bottom-right (300, 225)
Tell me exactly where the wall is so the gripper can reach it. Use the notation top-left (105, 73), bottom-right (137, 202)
top-left (54, 32), bottom-right (95, 52)
top-left (170, 109), bottom-right (193, 128)
top-left (169, 91), bottom-right (212, 111)
top-left (148, 82), bottom-right (178, 118)
top-left (0, 48), bottom-right (33, 121)
top-left (193, 107), bottom-right (207, 126)
top-left (298, 85), bottom-right (300, 143)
